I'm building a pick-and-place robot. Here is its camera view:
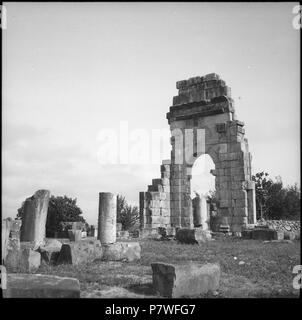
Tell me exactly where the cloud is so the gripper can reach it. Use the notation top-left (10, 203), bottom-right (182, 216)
top-left (2, 123), bottom-right (159, 224)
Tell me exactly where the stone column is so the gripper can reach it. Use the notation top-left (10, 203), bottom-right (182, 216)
top-left (98, 193), bottom-right (117, 244)
top-left (20, 190), bottom-right (50, 244)
top-left (247, 186), bottom-right (257, 224)
top-left (192, 196), bottom-right (202, 227)
top-left (200, 194), bottom-right (209, 230)
top-left (192, 193), bottom-right (209, 230)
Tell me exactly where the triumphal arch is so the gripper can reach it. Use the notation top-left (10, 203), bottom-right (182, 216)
top-left (140, 73), bottom-right (256, 233)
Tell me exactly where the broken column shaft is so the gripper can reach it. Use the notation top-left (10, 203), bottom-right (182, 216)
top-left (20, 190), bottom-right (50, 244)
top-left (98, 192), bottom-right (117, 244)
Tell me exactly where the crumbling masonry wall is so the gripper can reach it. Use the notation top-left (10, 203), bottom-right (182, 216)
top-left (140, 73), bottom-right (256, 233)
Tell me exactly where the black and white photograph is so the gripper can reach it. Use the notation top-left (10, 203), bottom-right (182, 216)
top-left (1, 1), bottom-right (300, 305)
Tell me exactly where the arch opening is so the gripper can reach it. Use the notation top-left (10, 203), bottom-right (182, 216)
top-left (190, 154), bottom-right (217, 231)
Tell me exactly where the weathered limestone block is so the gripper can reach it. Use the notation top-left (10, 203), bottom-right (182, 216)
top-left (98, 192), bottom-right (117, 244)
top-left (3, 274), bottom-right (80, 298)
top-left (151, 262), bottom-right (220, 298)
top-left (68, 229), bottom-right (82, 242)
top-left (56, 238), bottom-right (102, 265)
top-left (5, 248), bottom-right (41, 273)
top-left (176, 228), bottom-right (211, 244)
top-left (101, 242), bottom-right (141, 262)
top-left (20, 190), bottom-right (50, 244)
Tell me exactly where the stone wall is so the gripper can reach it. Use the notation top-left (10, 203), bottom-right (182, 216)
top-left (258, 219), bottom-right (300, 233)
top-left (139, 160), bottom-right (171, 230)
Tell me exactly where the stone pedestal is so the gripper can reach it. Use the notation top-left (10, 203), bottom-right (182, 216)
top-left (98, 193), bottom-right (117, 244)
top-left (20, 190), bottom-right (50, 245)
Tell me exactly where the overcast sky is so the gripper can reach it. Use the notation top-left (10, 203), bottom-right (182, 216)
top-left (2, 2), bottom-right (300, 224)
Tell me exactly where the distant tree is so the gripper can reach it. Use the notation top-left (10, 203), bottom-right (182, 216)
top-left (252, 172), bottom-right (272, 219)
top-left (116, 194), bottom-right (139, 231)
top-left (265, 176), bottom-right (287, 219)
top-left (17, 195), bottom-right (86, 237)
top-left (283, 184), bottom-right (301, 220)
top-left (252, 172), bottom-right (300, 220)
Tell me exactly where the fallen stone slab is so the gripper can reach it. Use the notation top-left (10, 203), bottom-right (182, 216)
top-left (3, 274), bottom-right (80, 298)
top-left (5, 248), bottom-right (41, 273)
top-left (176, 228), bottom-right (211, 244)
top-left (56, 238), bottom-right (102, 265)
top-left (252, 229), bottom-right (284, 241)
top-left (101, 242), bottom-right (141, 262)
top-left (151, 262), bottom-right (220, 298)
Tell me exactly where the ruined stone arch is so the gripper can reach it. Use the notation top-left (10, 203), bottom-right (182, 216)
top-left (140, 73), bottom-right (256, 233)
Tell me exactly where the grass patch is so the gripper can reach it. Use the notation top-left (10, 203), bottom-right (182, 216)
top-left (36, 237), bottom-right (300, 298)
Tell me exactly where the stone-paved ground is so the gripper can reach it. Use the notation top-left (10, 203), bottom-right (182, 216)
top-left (36, 236), bottom-right (300, 298)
